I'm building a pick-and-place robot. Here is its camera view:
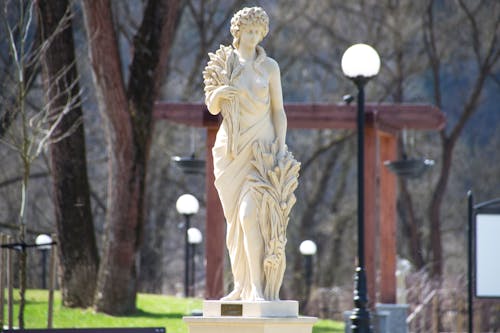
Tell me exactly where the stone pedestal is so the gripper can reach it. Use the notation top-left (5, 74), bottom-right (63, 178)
top-left (184, 301), bottom-right (317, 333)
top-left (376, 303), bottom-right (409, 333)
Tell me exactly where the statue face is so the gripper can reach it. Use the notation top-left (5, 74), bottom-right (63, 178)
top-left (238, 25), bottom-right (262, 49)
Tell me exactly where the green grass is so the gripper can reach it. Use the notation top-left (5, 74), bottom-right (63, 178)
top-left (3, 290), bottom-right (344, 332)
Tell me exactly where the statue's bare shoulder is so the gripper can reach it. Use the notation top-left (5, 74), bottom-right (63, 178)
top-left (262, 56), bottom-right (280, 76)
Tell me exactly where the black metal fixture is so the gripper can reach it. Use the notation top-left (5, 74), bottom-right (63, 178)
top-left (172, 154), bottom-right (205, 175)
top-left (385, 129), bottom-right (434, 179)
top-left (343, 94), bottom-right (355, 105)
top-left (384, 157), bottom-right (434, 179)
top-left (1, 238), bottom-right (56, 251)
top-left (187, 227), bottom-right (203, 297)
top-left (172, 128), bottom-right (205, 174)
top-left (299, 240), bottom-right (317, 309)
top-left (341, 43), bottom-right (381, 333)
top-left (35, 234), bottom-right (53, 289)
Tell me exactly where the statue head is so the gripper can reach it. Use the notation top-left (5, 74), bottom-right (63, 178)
top-left (230, 7), bottom-right (269, 49)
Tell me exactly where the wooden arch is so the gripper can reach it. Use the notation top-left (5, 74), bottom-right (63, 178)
top-left (154, 102), bottom-right (445, 304)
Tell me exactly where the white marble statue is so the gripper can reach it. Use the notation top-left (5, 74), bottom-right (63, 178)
top-left (203, 7), bottom-right (300, 302)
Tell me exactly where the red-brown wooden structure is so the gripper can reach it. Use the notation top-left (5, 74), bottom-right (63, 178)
top-left (154, 102), bottom-right (445, 305)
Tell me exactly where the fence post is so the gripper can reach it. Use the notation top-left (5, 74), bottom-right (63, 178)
top-left (7, 235), bottom-right (14, 329)
top-left (0, 233), bottom-right (5, 328)
top-left (421, 304), bottom-right (426, 332)
top-left (47, 234), bottom-right (57, 328)
top-left (473, 302), bottom-right (481, 333)
top-left (457, 294), bottom-right (464, 333)
top-left (432, 292), bottom-right (439, 333)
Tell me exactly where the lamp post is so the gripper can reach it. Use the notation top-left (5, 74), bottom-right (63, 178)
top-left (176, 194), bottom-right (200, 297)
top-left (299, 240), bottom-right (317, 308)
top-left (187, 227), bottom-right (203, 297)
top-left (341, 43), bottom-right (381, 333)
top-left (35, 234), bottom-right (53, 289)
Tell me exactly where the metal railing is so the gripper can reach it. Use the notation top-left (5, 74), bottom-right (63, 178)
top-left (1, 232), bottom-right (58, 330)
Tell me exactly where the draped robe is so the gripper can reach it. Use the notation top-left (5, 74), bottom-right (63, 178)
top-left (211, 46), bottom-right (275, 300)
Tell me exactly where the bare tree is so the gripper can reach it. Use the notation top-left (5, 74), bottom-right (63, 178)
top-left (82, 0), bottom-right (182, 314)
top-left (0, 0), bottom-right (84, 326)
top-left (37, 0), bottom-right (99, 308)
top-left (0, 1), bottom-right (40, 140)
top-left (423, 0), bottom-right (500, 278)
top-left (313, 0), bottom-right (500, 281)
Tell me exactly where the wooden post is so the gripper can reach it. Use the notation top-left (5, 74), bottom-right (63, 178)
top-left (457, 294), bottom-right (464, 333)
top-left (205, 127), bottom-right (225, 299)
top-left (378, 132), bottom-right (397, 304)
top-left (364, 125), bottom-right (378, 308)
top-left (7, 235), bottom-right (14, 329)
top-left (421, 307), bottom-right (425, 332)
top-left (473, 301), bottom-right (481, 333)
top-left (0, 234), bottom-right (5, 328)
top-left (432, 292), bottom-right (439, 333)
top-left (47, 234), bottom-right (57, 328)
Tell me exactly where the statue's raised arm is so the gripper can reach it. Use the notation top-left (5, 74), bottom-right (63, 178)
top-left (203, 6), bottom-right (300, 302)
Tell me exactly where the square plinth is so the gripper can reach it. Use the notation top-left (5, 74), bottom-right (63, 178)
top-left (203, 300), bottom-right (299, 318)
top-left (183, 316), bottom-right (317, 333)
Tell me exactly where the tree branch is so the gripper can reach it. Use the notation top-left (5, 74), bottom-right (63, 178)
top-left (0, 171), bottom-right (49, 189)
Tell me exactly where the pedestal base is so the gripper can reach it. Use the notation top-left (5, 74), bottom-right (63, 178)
top-left (184, 300), bottom-right (317, 333)
top-left (203, 300), bottom-right (298, 317)
top-left (184, 316), bottom-right (317, 333)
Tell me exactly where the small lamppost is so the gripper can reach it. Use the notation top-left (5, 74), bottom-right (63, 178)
top-left (176, 194), bottom-right (199, 297)
top-left (187, 227), bottom-right (203, 297)
top-left (35, 234), bottom-right (53, 289)
top-left (341, 43), bottom-right (381, 333)
top-left (299, 240), bottom-right (317, 307)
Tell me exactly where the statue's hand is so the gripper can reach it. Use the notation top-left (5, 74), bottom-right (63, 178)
top-left (277, 146), bottom-right (287, 161)
top-left (207, 85), bottom-right (239, 115)
top-left (213, 85), bottom-right (238, 101)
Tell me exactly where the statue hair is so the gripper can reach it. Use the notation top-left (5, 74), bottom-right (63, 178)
top-left (230, 7), bottom-right (269, 49)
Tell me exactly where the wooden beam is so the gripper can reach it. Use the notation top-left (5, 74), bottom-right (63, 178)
top-left (154, 102), bottom-right (219, 128)
top-left (154, 102), bottom-right (446, 131)
top-left (379, 132), bottom-right (398, 304)
top-left (204, 128), bottom-right (225, 299)
top-left (364, 125), bottom-right (378, 308)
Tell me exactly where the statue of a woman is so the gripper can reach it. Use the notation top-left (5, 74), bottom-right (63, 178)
top-left (203, 7), bottom-right (300, 302)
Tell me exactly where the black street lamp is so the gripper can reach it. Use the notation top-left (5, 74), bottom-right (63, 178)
top-left (299, 240), bottom-right (317, 309)
top-left (176, 194), bottom-right (200, 298)
top-left (35, 234), bottom-right (53, 289)
top-left (187, 227), bottom-right (203, 297)
top-left (341, 43), bottom-right (381, 333)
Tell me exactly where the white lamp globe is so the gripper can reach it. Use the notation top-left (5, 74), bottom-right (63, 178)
top-left (299, 240), bottom-right (317, 256)
top-left (187, 227), bottom-right (203, 244)
top-left (341, 43), bottom-right (381, 79)
top-left (176, 194), bottom-right (199, 215)
top-left (35, 234), bottom-right (53, 250)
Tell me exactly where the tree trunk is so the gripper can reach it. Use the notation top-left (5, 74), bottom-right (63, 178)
top-left (37, 0), bottom-right (99, 308)
top-left (82, 0), bottom-right (181, 314)
top-left (427, 137), bottom-right (449, 277)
